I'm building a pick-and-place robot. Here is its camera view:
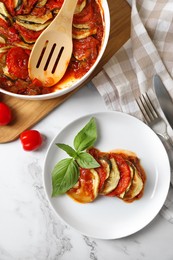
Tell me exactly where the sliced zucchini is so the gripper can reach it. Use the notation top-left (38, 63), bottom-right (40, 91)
top-left (100, 158), bottom-right (120, 195)
top-left (14, 41), bottom-right (33, 50)
top-left (14, 0), bottom-right (23, 11)
top-left (19, 33), bottom-right (36, 44)
top-left (98, 158), bottom-right (111, 191)
top-left (15, 19), bottom-right (51, 31)
top-left (36, 0), bottom-right (47, 7)
top-left (0, 34), bottom-right (7, 44)
top-left (119, 163), bottom-right (134, 198)
top-left (100, 158), bottom-right (111, 180)
top-left (72, 27), bottom-right (97, 40)
top-left (73, 23), bottom-right (90, 29)
top-left (15, 12), bottom-right (53, 25)
top-left (0, 46), bottom-right (11, 53)
top-left (123, 165), bottom-right (144, 201)
top-left (0, 3), bottom-right (12, 25)
top-left (3, 65), bottom-right (16, 80)
top-left (75, 0), bottom-right (86, 14)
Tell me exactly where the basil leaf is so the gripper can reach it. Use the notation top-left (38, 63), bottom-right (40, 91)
top-left (51, 158), bottom-right (79, 197)
top-left (74, 117), bottom-right (97, 151)
top-left (76, 151), bottom-right (100, 169)
top-left (56, 143), bottom-right (77, 158)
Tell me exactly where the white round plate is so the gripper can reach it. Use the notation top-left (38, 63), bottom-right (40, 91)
top-left (43, 111), bottom-right (170, 239)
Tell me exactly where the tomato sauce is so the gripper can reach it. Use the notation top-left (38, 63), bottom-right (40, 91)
top-left (88, 147), bottom-right (146, 203)
top-left (0, 0), bottom-right (104, 95)
top-left (67, 168), bottom-right (97, 203)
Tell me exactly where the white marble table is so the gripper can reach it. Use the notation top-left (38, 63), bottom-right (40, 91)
top-left (1, 84), bottom-right (173, 260)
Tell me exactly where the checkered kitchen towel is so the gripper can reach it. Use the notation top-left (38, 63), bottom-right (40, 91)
top-left (92, 0), bottom-right (173, 223)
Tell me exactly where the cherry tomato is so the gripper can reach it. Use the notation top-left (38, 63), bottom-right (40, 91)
top-left (20, 130), bottom-right (43, 151)
top-left (0, 102), bottom-right (12, 125)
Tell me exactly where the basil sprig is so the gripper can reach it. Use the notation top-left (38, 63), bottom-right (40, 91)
top-left (51, 117), bottom-right (100, 197)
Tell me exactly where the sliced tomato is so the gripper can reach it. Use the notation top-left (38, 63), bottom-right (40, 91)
top-left (46, 0), bottom-right (64, 10)
top-left (14, 23), bottom-right (43, 42)
top-left (0, 18), bottom-right (10, 29)
top-left (15, 0), bottom-right (38, 15)
top-left (73, 36), bottom-right (99, 61)
top-left (8, 26), bottom-right (21, 42)
top-left (95, 167), bottom-right (106, 192)
top-left (31, 6), bottom-right (47, 16)
top-left (6, 47), bottom-right (29, 79)
top-left (88, 147), bottom-right (110, 192)
top-left (107, 154), bottom-right (131, 197)
top-left (88, 147), bottom-right (100, 160)
top-left (1, 0), bottom-right (15, 16)
top-left (73, 1), bottom-right (93, 24)
top-left (0, 26), bottom-right (20, 44)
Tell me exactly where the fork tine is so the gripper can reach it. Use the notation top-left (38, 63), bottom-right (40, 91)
top-left (136, 93), bottom-right (158, 123)
top-left (145, 93), bottom-right (159, 117)
top-left (136, 97), bottom-right (149, 122)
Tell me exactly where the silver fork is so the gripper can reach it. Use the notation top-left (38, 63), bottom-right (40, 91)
top-left (136, 93), bottom-right (173, 147)
top-left (136, 93), bottom-right (173, 186)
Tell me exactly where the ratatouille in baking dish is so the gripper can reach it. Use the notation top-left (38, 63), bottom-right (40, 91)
top-left (0, 0), bottom-right (104, 95)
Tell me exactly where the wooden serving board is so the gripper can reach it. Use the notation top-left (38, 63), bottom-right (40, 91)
top-left (0, 0), bottom-right (131, 143)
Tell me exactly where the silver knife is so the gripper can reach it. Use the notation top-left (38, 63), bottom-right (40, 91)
top-left (153, 74), bottom-right (173, 129)
top-left (154, 75), bottom-right (173, 186)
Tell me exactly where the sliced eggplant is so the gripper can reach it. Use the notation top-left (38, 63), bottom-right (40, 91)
top-left (100, 158), bottom-right (120, 195)
top-left (14, 0), bottom-right (23, 11)
top-left (75, 0), bottom-right (86, 14)
top-left (15, 19), bottom-right (51, 31)
top-left (98, 158), bottom-right (111, 191)
top-left (123, 165), bottom-right (144, 201)
top-left (73, 23), bottom-right (90, 29)
top-left (99, 158), bottom-right (111, 180)
top-left (15, 12), bottom-right (53, 24)
top-left (0, 3), bottom-right (12, 25)
top-left (36, 0), bottom-right (47, 8)
top-left (73, 27), bottom-right (97, 40)
top-left (19, 33), bottom-right (36, 44)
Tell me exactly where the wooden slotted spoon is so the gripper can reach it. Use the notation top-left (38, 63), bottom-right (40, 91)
top-left (28, 0), bottom-right (78, 87)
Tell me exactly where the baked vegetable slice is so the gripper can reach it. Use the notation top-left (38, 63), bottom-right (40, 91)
top-left (106, 154), bottom-right (132, 197)
top-left (0, 2), bottom-right (12, 25)
top-left (118, 162), bottom-right (134, 198)
top-left (96, 158), bottom-right (110, 192)
top-left (67, 168), bottom-right (100, 203)
top-left (100, 158), bottom-right (120, 195)
top-left (75, 0), bottom-right (86, 14)
top-left (14, 0), bottom-right (23, 11)
top-left (15, 12), bottom-right (53, 24)
top-left (123, 164), bottom-right (144, 201)
top-left (36, 0), bottom-right (47, 7)
top-left (15, 19), bottom-right (51, 31)
top-left (72, 27), bottom-right (97, 39)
